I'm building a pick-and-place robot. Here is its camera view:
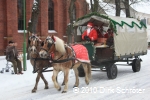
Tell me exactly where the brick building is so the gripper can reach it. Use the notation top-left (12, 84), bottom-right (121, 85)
top-left (0, 0), bottom-right (89, 55)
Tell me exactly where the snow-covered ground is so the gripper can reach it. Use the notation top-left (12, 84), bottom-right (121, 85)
top-left (0, 50), bottom-right (150, 100)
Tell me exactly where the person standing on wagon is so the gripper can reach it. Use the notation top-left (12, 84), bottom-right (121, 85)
top-left (98, 26), bottom-right (108, 38)
top-left (82, 22), bottom-right (98, 42)
top-left (6, 41), bottom-right (23, 75)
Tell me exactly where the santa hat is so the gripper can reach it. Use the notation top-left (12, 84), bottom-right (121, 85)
top-left (87, 22), bottom-right (94, 27)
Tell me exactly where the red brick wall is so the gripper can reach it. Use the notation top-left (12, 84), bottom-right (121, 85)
top-left (6, 0), bottom-right (24, 51)
top-left (0, 0), bottom-right (89, 55)
top-left (0, 0), bottom-right (6, 55)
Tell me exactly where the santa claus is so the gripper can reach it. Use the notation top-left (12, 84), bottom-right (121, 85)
top-left (82, 22), bottom-right (98, 42)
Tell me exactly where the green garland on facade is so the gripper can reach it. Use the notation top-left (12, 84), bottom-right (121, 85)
top-left (76, 12), bottom-right (147, 34)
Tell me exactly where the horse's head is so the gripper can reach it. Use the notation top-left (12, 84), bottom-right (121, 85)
top-left (28, 33), bottom-right (41, 54)
top-left (39, 35), bottom-right (55, 58)
top-left (39, 35), bottom-right (66, 58)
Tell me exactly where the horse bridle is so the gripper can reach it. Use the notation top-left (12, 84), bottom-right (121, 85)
top-left (29, 35), bottom-right (39, 46)
top-left (41, 36), bottom-right (55, 54)
top-left (28, 35), bottom-right (41, 54)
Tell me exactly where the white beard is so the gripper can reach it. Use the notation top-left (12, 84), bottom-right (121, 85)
top-left (87, 28), bottom-right (91, 36)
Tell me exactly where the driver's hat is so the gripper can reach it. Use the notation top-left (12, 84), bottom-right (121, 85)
top-left (8, 40), bottom-right (14, 44)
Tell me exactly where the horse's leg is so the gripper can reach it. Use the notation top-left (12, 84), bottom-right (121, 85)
top-left (72, 67), bottom-right (79, 87)
top-left (61, 75), bottom-right (65, 86)
top-left (72, 62), bottom-right (81, 87)
top-left (82, 63), bottom-right (89, 85)
top-left (32, 72), bottom-right (41, 93)
top-left (40, 73), bottom-right (49, 89)
top-left (52, 69), bottom-right (61, 91)
top-left (62, 68), bottom-right (69, 93)
top-left (87, 63), bottom-right (92, 80)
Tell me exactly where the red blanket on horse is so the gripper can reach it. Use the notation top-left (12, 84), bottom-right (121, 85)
top-left (71, 44), bottom-right (90, 63)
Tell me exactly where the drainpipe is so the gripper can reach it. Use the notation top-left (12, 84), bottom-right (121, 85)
top-left (23, 0), bottom-right (27, 71)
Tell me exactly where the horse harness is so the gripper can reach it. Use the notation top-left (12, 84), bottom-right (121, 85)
top-left (41, 42), bottom-right (77, 68)
top-left (49, 45), bottom-right (76, 68)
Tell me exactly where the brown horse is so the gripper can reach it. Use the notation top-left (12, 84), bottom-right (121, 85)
top-left (39, 35), bottom-right (91, 93)
top-left (28, 33), bottom-right (51, 93)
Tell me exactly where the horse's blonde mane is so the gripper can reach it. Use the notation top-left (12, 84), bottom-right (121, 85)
top-left (54, 36), bottom-right (66, 54)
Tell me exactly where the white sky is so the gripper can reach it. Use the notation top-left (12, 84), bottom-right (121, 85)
top-left (131, 1), bottom-right (150, 14)
top-left (86, 0), bottom-right (150, 15)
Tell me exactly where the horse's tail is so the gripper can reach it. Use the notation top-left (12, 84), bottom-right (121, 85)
top-left (87, 63), bottom-right (92, 80)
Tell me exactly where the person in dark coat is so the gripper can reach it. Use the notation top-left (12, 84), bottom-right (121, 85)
top-left (6, 41), bottom-right (23, 74)
top-left (106, 29), bottom-right (114, 48)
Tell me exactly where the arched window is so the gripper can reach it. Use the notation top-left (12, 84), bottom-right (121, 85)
top-left (17, 0), bottom-right (24, 30)
top-left (48, 0), bottom-right (54, 30)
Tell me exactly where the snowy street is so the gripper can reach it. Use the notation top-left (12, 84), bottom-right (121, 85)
top-left (0, 50), bottom-right (150, 100)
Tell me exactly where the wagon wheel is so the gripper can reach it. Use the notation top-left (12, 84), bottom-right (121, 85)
top-left (106, 63), bottom-right (118, 79)
top-left (132, 59), bottom-right (141, 72)
top-left (78, 65), bottom-right (85, 77)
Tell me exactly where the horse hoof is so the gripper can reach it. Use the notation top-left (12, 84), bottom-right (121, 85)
top-left (73, 85), bottom-right (78, 88)
top-left (86, 81), bottom-right (89, 85)
top-left (86, 82), bottom-right (89, 85)
top-left (58, 87), bottom-right (61, 91)
top-left (62, 91), bottom-right (67, 93)
top-left (45, 86), bottom-right (49, 89)
top-left (32, 90), bottom-right (36, 93)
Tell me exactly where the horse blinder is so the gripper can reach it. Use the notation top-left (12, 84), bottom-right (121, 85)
top-left (47, 42), bottom-right (53, 49)
top-left (41, 41), bottom-right (44, 46)
top-left (28, 39), bottom-right (31, 45)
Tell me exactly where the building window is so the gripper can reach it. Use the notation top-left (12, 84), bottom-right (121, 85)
top-left (48, 0), bottom-right (54, 30)
top-left (17, 0), bottom-right (24, 30)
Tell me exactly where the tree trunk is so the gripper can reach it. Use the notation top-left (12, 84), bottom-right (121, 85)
top-left (90, 0), bottom-right (94, 12)
top-left (67, 0), bottom-right (76, 43)
top-left (90, 0), bottom-right (98, 12)
top-left (28, 0), bottom-right (41, 33)
top-left (93, 0), bottom-right (99, 12)
top-left (115, 0), bottom-right (121, 16)
top-left (123, 0), bottom-right (130, 17)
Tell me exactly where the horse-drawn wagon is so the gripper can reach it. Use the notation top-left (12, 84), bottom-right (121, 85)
top-left (73, 13), bottom-right (148, 79)
top-left (37, 13), bottom-right (148, 93)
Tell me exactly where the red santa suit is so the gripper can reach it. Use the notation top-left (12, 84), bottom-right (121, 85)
top-left (82, 22), bottom-right (98, 41)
